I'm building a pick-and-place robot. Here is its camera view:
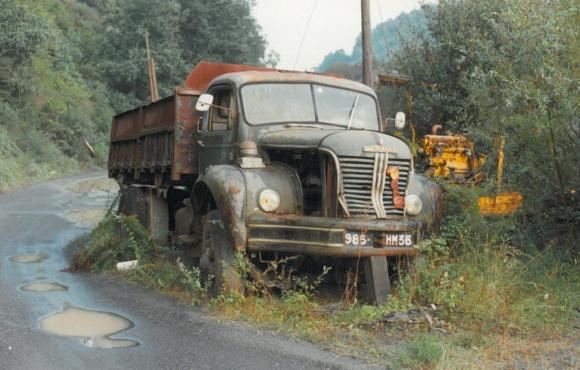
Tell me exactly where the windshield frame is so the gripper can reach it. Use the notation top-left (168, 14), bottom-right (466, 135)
top-left (239, 81), bottom-right (381, 130)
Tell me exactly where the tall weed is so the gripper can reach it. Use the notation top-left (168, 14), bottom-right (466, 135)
top-left (395, 184), bottom-right (579, 333)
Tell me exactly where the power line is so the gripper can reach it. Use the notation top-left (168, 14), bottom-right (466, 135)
top-left (376, 0), bottom-right (390, 57)
top-left (293, 0), bottom-right (319, 70)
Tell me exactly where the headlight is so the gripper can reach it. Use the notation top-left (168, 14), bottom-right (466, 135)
top-left (405, 194), bottom-right (423, 216)
top-left (258, 189), bottom-right (280, 212)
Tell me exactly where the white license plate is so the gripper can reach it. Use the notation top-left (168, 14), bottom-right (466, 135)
top-left (383, 233), bottom-right (414, 247)
top-left (344, 231), bottom-right (373, 247)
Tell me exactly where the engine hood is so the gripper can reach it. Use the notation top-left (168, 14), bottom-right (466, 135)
top-left (259, 128), bottom-right (411, 159)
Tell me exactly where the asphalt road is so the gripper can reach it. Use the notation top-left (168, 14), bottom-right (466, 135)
top-left (0, 173), bottom-right (374, 370)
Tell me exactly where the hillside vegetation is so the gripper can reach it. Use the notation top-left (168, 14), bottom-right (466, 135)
top-left (0, 0), bottom-right (269, 191)
top-left (316, 9), bottom-right (428, 72)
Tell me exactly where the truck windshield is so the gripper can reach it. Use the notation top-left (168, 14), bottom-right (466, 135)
top-left (241, 83), bottom-right (379, 130)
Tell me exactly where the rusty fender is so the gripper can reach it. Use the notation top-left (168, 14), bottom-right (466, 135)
top-left (406, 173), bottom-right (444, 231)
top-left (193, 164), bottom-right (302, 252)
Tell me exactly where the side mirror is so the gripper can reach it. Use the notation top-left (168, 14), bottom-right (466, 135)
top-left (394, 111), bottom-right (406, 130)
top-left (195, 94), bottom-right (214, 112)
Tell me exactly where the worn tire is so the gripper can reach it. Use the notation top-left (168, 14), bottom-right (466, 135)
top-left (118, 186), bottom-right (148, 227)
top-left (199, 210), bottom-right (245, 296)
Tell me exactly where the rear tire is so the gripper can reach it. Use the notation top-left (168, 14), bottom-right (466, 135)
top-left (118, 186), bottom-right (148, 227)
top-left (199, 210), bottom-right (245, 296)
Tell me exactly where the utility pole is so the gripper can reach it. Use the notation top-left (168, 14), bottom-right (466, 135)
top-left (362, 0), bottom-right (389, 305)
top-left (361, 0), bottom-right (374, 87)
top-left (145, 31), bottom-right (159, 102)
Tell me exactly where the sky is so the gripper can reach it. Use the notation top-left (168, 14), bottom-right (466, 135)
top-left (252, 0), bottom-right (428, 71)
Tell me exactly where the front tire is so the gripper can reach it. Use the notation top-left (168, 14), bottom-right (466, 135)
top-left (199, 210), bottom-right (245, 296)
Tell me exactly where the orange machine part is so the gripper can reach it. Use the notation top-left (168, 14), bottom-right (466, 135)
top-left (478, 192), bottom-right (523, 216)
top-left (421, 134), bottom-right (483, 178)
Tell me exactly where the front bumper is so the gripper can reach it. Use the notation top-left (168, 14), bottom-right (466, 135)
top-left (247, 214), bottom-right (421, 257)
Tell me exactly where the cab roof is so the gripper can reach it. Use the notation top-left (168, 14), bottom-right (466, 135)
top-left (210, 71), bottom-right (376, 96)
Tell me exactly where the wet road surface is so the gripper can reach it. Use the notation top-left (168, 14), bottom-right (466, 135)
top-left (0, 173), bottom-right (374, 370)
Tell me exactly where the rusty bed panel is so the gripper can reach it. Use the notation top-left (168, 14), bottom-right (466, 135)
top-left (108, 87), bottom-right (201, 183)
top-left (172, 88), bottom-right (200, 181)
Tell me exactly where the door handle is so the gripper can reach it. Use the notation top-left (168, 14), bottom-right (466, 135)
top-left (198, 140), bottom-right (205, 148)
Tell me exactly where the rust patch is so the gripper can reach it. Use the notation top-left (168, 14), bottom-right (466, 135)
top-left (387, 166), bottom-right (405, 209)
top-left (229, 185), bottom-right (241, 194)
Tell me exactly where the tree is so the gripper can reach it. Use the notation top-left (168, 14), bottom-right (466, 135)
top-left (393, 0), bottom-right (579, 239)
top-left (94, 0), bottom-right (186, 108)
top-left (0, 0), bottom-right (46, 100)
top-left (94, 0), bottom-right (268, 110)
top-left (178, 0), bottom-right (266, 67)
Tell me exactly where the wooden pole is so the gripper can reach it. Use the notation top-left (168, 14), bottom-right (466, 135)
top-left (145, 31), bottom-right (159, 102)
top-left (362, 0), bottom-right (390, 305)
top-left (361, 0), bottom-right (374, 87)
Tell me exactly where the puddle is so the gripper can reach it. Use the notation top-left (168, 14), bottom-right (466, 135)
top-left (9, 252), bottom-right (49, 264)
top-left (39, 304), bottom-right (139, 349)
top-left (20, 281), bottom-right (69, 293)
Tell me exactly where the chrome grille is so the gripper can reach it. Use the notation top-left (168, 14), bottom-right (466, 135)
top-left (339, 155), bottom-right (411, 217)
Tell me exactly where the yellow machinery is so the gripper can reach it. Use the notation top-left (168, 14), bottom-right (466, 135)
top-left (421, 127), bottom-right (484, 178)
top-left (420, 133), bottom-right (523, 216)
top-left (477, 138), bottom-right (523, 216)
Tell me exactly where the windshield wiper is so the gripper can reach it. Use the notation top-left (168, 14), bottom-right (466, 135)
top-left (346, 94), bottom-right (360, 130)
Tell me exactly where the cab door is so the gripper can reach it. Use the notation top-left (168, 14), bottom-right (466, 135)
top-left (198, 84), bottom-right (238, 172)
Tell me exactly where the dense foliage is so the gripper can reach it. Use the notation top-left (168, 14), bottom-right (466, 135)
top-left (0, 0), bottom-right (268, 190)
top-left (392, 0), bottom-right (578, 243)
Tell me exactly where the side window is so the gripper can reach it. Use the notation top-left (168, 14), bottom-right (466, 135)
top-left (208, 87), bottom-right (234, 132)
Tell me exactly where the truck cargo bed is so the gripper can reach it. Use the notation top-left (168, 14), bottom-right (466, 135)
top-left (108, 87), bottom-right (201, 184)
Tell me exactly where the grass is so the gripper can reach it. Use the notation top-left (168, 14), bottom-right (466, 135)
top-left (393, 334), bottom-right (444, 369)
top-left (72, 187), bottom-right (579, 369)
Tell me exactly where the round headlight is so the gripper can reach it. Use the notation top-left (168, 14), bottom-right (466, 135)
top-left (258, 189), bottom-right (280, 212)
top-left (405, 194), bottom-right (423, 216)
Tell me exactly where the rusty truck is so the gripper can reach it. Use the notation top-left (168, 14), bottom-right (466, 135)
top-left (108, 61), bottom-right (443, 303)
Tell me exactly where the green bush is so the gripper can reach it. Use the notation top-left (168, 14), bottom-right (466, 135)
top-left (73, 211), bottom-right (206, 302)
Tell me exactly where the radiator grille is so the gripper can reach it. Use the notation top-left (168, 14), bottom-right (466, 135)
top-left (339, 155), bottom-right (411, 217)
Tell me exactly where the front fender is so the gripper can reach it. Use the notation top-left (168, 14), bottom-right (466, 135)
top-left (193, 165), bottom-right (247, 251)
top-left (193, 163), bottom-right (302, 252)
top-left (406, 173), bottom-right (444, 231)
top-left (243, 162), bottom-right (302, 216)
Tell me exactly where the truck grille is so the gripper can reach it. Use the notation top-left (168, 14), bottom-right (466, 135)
top-left (339, 155), bottom-right (411, 217)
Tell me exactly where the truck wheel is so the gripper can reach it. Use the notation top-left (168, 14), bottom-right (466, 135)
top-left (118, 186), bottom-right (148, 227)
top-left (145, 189), bottom-right (169, 244)
top-left (199, 210), bottom-right (245, 296)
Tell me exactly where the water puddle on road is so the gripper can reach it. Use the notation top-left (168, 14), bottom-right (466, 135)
top-left (20, 281), bottom-right (69, 293)
top-left (9, 252), bottom-right (49, 264)
top-left (39, 304), bottom-right (139, 349)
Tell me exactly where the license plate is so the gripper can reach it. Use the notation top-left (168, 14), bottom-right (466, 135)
top-left (382, 233), bottom-right (414, 247)
top-left (344, 231), bottom-right (373, 247)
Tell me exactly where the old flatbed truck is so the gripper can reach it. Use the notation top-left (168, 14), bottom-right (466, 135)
top-left (108, 61), bottom-right (443, 303)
